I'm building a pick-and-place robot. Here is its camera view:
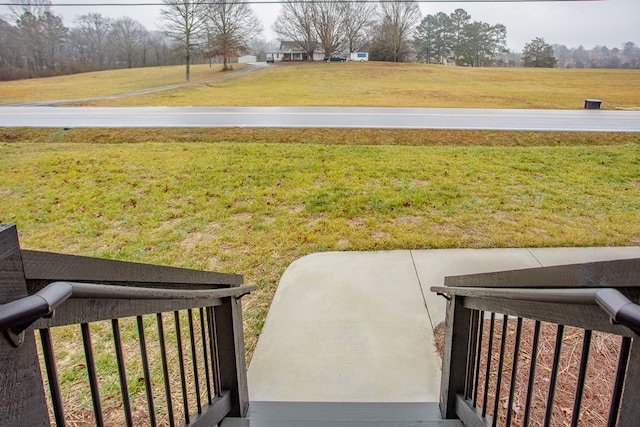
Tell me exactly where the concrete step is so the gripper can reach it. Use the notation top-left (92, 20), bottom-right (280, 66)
top-left (221, 420), bottom-right (465, 426)
top-left (220, 402), bottom-right (464, 427)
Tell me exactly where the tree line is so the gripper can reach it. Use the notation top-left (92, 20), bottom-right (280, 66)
top-left (1, 0), bottom-right (638, 82)
top-left (0, 0), bottom-right (263, 81)
top-left (553, 42), bottom-right (640, 69)
top-left (161, 0), bottom-right (261, 81)
top-left (272, 1), bottom-right (507, 65)
top-left (273, 0), bottom-right (377, 59)
top-left (0, 2), bottom-right (180, 80)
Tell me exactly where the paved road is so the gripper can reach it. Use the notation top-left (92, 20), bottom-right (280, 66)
top-left (1, 106), bottom-right (639, 132)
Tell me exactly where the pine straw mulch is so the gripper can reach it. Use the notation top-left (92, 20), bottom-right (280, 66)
top-left (434, 318), bottom-right (623, 427)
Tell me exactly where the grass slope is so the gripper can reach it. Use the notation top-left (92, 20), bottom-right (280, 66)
top-left (2, 62), bottom-right (639, 109)
top-left (0, 64), bottom-right (239, 105)
top-left (3, 132), bottom-right (640, 355)
top-left (2, 63), bottom-right (640, 423)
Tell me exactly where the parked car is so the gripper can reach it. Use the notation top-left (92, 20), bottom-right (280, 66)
top-left (266, 55), bottom-right (274, 64)
top-left (324, 55), bottom-right (346, 62)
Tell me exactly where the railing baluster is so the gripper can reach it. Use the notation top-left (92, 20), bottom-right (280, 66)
top-left (112, 319), bottom-right (133, 427)
top-left (472, 310), bottom-right (484, 408)
top-left (491, 314), bottom-right (509, 427)
top-left (505, 317), bottom-right (522, 427)
top-left (208, 306), bottom-right (222, 397)
top-left (543, 324), bottom-right (564, 427)
top-left (570, 329), bottom-right (592, 427)
top-left (200, 307), bottom-right (213, 404)
top-left (137, 315), bottom-right (157, 427)
top-left (39, 329), bottom-right (66, 427)
top-left (522, 320), bottom-right (541, 427)
top-left (465, 309), bottom-right (480, 400)
top-left (188, 308), bottom-right (202, 414)
top-left (156, 313), bottom-right (175, 427)
top-left (607, 336), bottom-right (631, 427)
top-left (481, 312), bottom-right (495, 418)
top-left (81, 323), bottom-right (104, 427)
top-left (174, 311), bottom-right (190, 424)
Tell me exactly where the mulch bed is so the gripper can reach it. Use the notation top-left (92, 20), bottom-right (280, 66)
top-left (434, 318), bottom-right (622, 426)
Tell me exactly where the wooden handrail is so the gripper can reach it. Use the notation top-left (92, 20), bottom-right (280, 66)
top-left (435, 260), bottom-right (640, 426)
top-left (430, 285), bottom-right (640, 336)
top-left (22, 249), bottom-right (243, 289)
top-left (1, 225), bottom-right (252, 425)
top-left (443, 257), bottom-right (640, 288)
top-left (0, 281), bottom-right (255, 343)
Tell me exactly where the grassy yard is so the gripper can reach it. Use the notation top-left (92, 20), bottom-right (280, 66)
top-left (2, 62), bottom-right (640, 423)
top-left (0, 64), bottom-right (242, 105)
top-left (3, 129), bottom-right (640, 355)
top-left (1, 62), bottom-right (639, 109)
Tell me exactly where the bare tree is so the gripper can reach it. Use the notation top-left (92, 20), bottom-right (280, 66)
top-left (0, 18), bottom-right (23, 77)
top-left (6, 0), bottom-right (51, 22)
top-left (273, 0), bottom-right (317, 60)
top-left (73, 13), bottom-right (112, 68)
top-left (247, 37), bottom-right (278, 62)
top-left (342, 2), bottom-right (377, 54)
top-left (372, 0), bottom-right (421, 62)
top-left (147, 30), bottom-right (174, 66)
top-left (205, 0), bottom-right (262, 71)
top-left (311, 0), bottom-right (345, 57)
top-left (110, 17), bottom-right (148, 68)
top-left (161, 0), bottom-right (208, 81)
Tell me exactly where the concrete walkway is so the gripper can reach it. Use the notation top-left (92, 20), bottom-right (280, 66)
top-left (247, 247), bottom-right (640, 403)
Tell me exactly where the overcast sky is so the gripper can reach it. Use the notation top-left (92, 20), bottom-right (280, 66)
top-left (4, 0), bottom-right (639, 52)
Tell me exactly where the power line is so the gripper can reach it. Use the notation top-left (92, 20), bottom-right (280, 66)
top-left (0, 0), bottom-right (598, 5)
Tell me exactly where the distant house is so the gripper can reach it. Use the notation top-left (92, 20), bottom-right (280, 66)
top-left (268, 41), bottom-right (325, 62)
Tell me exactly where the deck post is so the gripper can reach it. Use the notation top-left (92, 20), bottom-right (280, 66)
top-left (439, 294), bottom-right (472, 419)
top-left (214, 294), bottom-right (250, 417)
top-left (617, 336), bottom-right (640, 425)
top-left (0, 225), bottom-right (50, 426)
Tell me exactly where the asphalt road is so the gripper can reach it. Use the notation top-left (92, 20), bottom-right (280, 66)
top-left (1, 106), bottom-right (639, 132)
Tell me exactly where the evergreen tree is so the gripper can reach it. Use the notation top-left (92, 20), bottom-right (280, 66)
top-left (522, 37), bottom-right (557, 68)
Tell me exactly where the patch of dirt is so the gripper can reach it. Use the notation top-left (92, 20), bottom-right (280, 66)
top-left (369, 230), bottom-right (390, 239)
top-left (180, 222), bottom-right (221, 249)
top-left (229, 212), bottom-right (253, 221)
top-left (393, 215), bottom-right (423, 225)
top-left (287, 204), bottom-right (306, 214)
top-left (157, 218), bottom-right (183, 230)
top-left (336, 239), bottom-right (350, 250)
top-left (347, 218), bottom-right (365, 227)
top-left (434, 319), bottom-right (621, 426)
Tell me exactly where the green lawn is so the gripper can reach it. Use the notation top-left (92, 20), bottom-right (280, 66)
top-left (2, 62), bottom-right (640, 422)
top-left (3, 134), bottom-right (640, 354)
top-left (2, 62), bottom-right (640, 360)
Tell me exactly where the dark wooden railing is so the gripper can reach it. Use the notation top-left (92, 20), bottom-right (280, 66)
top-left (432, 258), bottom-right (640, 427)
top-left (0, 224), bottom-right (255, 426)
